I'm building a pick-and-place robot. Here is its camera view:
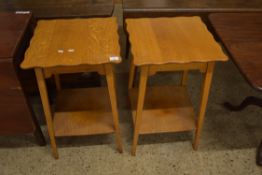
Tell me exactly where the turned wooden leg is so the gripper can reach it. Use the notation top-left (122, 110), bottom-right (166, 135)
top-left (105, 64), bottom-right (123, 153)
top-left (35, 68), bottom-right (58, 159)
top-left (193, 62), bottom-right (215, 150)
top-left (131, 66), bottom-right (149, 156)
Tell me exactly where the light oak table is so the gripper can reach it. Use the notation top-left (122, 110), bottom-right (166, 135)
top-left (126, 17), bottom-right (228, 155)
top-left (21, 17), bottom-right (123, 158)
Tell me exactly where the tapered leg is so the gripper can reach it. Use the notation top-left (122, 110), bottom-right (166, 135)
top-left (105, 64), bottom-right (123, 153)
top-left (181, 71), bottom-right (188, 86)
top-left (128, 60), bottom-right (136, 89)
top-left (193, 62), bottom-right (215, 150)
top-left (35, 68), bottom-right (59, 159)
top-left (131, 66), bottom-right (149, 156)
top-left (54, 74), bottom-right (61, 91)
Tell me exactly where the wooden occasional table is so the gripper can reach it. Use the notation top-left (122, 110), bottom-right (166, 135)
top-left (21, 17), bottom-right (123, 159)
top-left (0, 12), bottom-right (45, 145)
top-left (126, 17), bottom-right (228, 155)
top-left (209, 13), bottom-right (262, 165)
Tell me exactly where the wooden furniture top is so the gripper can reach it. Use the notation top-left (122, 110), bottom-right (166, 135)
top-left (123, 0), bottom-right (262, 13)
top-left (0, 0), bottom-right (114, 19)
top-left (21, 17), bottom-right (121, 69)
top-left (126, 17), bottom-right (228, 66)
top-left (209, 13), bottom-right (262, 91)
top-left (0, 12), bottom-right (31, 59)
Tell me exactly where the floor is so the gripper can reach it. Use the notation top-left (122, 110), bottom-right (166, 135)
top-left (0, 5), bottom-right (262, 175)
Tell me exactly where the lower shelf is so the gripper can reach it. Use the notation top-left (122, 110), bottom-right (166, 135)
top-left (129, 86), bottom-right (196, 134)
top-left (53, 87), bottom-right (114, 137)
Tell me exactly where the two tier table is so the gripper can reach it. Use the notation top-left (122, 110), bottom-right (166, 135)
top-left (126, 17), bottom-right (228, 155)
top-left (21, 17), bottom-right (123, 158)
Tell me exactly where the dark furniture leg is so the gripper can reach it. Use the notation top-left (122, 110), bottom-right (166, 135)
top-left (223, 96), bottom-right (262, 111)
top-left (34, 126), bottom-right (46, 146)
top-left (257, 140), bottom-right (262, 166)
top-left (125, 39), bottom-right (130, 59)
top-left (32, 115), bottom-right (46, 146)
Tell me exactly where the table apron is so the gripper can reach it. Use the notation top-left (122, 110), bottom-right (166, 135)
top-left (148, 62), bottom-right (207, 75)
top-left (43, 64), bottom-right (106, 78)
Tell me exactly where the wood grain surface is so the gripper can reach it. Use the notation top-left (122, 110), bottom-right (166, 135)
top-left (129, 86), bottom-right (195, 134)
top-left (0, 0), bottom-right (114, 19)
top-left (0, 12), bottom-right (31, 59)
top-left (126, 17), bottom-right (228, 66)
top-left (54, 88), bottom-right (115, 137)
top-left (0, 61), bottom-right (34, 134)
top-left (123, 0), bottom-right (262, 13)
top-left (209, 13), bottom-right (262, 91)
top-left (21, 17), bottom-right (121, 69)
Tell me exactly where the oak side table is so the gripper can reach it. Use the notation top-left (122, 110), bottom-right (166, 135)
top-left (21, 17), bottom-right (123, 159)
top-left (126, 17), bottom-right (228, 155)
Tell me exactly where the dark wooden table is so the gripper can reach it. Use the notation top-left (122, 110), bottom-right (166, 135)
top-left (0, 0), bottom-right (114, 19)
top-left (0, 12), bottom-right (45, 145)
top-left (209, 13), bottom-right (262, 166)
top-left (123, 0), bottom-right (262, 18)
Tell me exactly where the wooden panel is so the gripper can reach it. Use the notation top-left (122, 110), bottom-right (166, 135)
top-left (126, 17), bottom-right (228, 66)
top-left (148, 62), bottom-right (207, 75)
top-left (44, 65), bottom-right (105, 78)
top-left (0, 12), bottom-right (31, 59)
top-left (0, 0), bottom-right (114, 19)
top-left (54, 88), bottom-right (115, 136)
top-left (209, 13), bottom-right (262, 91)
top-left (0, 61), bottom-right (20, 89)
top-left (129, 86), bottom-right (196, 134)
top-left (123, 0), bottom-right (262, 13)
top-left (0, 62), bottom-right (34, 134)
top-left (21, 18), bottom-right (121, 69)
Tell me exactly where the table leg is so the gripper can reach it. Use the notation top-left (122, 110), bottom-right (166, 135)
top-left (32, 113), bottom-right (46, 146)
top-left (128, 60), bottom-right (136, 89)
top-left (35, 68), bottom-right (58, 159)
top-left (125, 38), bottom-right (130, 59)
top-left (131, 66), bottom-right (149, 156)
top-left (223, 96), bottom-right (262, 111)
top-left (105, 64), bottom-right (123, 153)
top-left (193, 62), bottom-right (215, 150)
top-left (181, 71), bottom-right (189, 86)
top-left (54, 74), bottom-right (61, 91)
top-left (257, 140), bottom-right (262, 166)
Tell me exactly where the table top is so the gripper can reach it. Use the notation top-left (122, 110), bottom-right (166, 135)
top-left (21, 17), bottom-right (121, 69)
top-left (123, 0), bottom-right (262, 13)
top-left (209, 13), bottom-right (262, 91)
top-left (0, 0), bottom-right (114, 19)
top-left (126, 17), bottom-right (228, 66)
top-left (0, 12), bottom-right (32, 60)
